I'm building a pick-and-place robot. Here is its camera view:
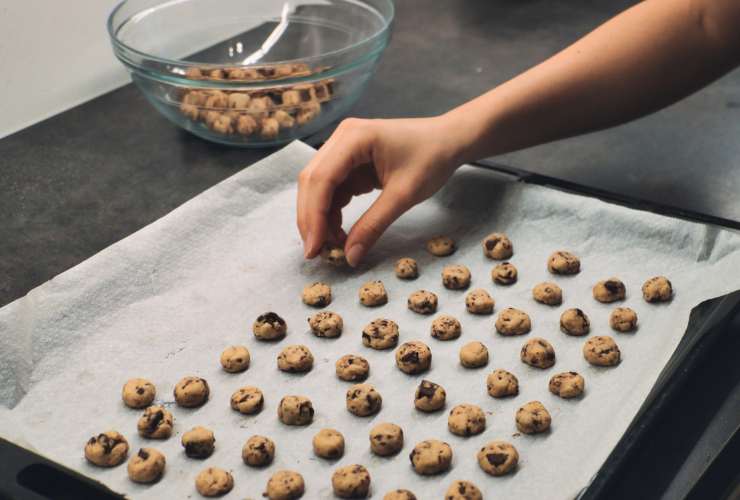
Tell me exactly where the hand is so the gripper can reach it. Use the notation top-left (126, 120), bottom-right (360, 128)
top-left (297, 115), bottom-right (466, 267)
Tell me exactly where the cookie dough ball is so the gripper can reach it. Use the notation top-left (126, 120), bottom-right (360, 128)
top-left (122, 378), bottom-right (156, 409)
top-left (426, 235), bottom-right (456, 256)
top-left (459, 341), bottom-right (489, 368)
top-left (332, 464), bottom-right (371, 498)
top-left (482, 232), bottom-right (513, 260)
top-left (560, 308), bottom-right (590, 336)
top-left (442, 264), bottom-right (472, 290)
top-left (195, 467), bottom-right (234, 497)
top-left (278, 395), bottom-right (314, 425)
top-left (447, 404), bottom-right (486, 436)
top-left (303, 281), bottom-right (332, 307)
top-left (533, 282), bottom-right (563, 305)
top-left (313, 428), bottom-right (345, 459)
top-left (520, 338), bottom-right (556, 369)
top-left (409, 439), bottom-right (453, 475)
top-left (395, 341), bottom-right (432, 374)
top-left (384, 490), bottom-right (416, 500)
top-left (515, 400), bottom-right (552, 434)
top-left (174, 376), bottom-right (210, 408)
top-left (321, 245), bottom-right (347, 266)
top-left (407, 290), bottom-right (438, 314)
top-left (486, 369), bottom-right (519, 398)
top-left (414, 380), bottom-right (446, 412)
top-left (549, 371), bottom-right (585, 398)
top-left (359, 280), bottom-right (388, 307)
top-left (220, 345), bottom-right (251, 373)
top-left (642, 276), bottom-right (673, 303)
top-left (547, 251), bottom-right (581, 275)
top-left (242, 435), bottom-right (275, 467)
top-left (593, 278), bottom-right (626, 303)
top-left (610, 307), bottom-right (638, 332)
top-left (362, 319), bottom-right (399, 350)
top-left (492, 262), bottom-right (518, 285)
top-left (127, 448), bottom-right (165, 483)
top-left (477, 441), bottom-right (518, 476)
top-left (277, 344), bottom-right (314, 373)
top-left (583, 336), bottom-right (621, 366)
top-left (84, 431), bottom-right (129, 467)
top-left (369, 423), bottom-right (404, 456)
top-left (495, 307), bottom-right (531, 336)
top-left (395, 258), bottom-right (419, 279)
top-left (445, 480), bottom-right (482, 500)
top-left (137, 406), bottom-right (174, 439)
top-left (253, 312), bottom-right (287, 340)
top-left (431, 315), bottom-right (462, 340)
top-left (230, 386), bottom-right (264, 414)
top-left (465, 289), bottom-right (494, 314)
top-left (336, 354), bottom-right (370, 381)
top-left (265, 470), bottom-right (305, 500)
top-left (346, 383), bottom-right (382, 416)
top-left (181, 426), bottom-right (215, 459)
top-left (308, 311), bottom-right (343, 338)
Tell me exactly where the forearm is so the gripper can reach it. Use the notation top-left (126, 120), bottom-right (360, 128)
top-left (447, 0), bottom-right (740, 163)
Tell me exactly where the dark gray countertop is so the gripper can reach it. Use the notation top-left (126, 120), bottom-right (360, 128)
top-left (2, 0), bottom-right (739, 307)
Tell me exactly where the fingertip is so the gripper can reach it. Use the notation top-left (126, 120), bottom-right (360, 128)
top-left (345, 243), bottom-right (366, 268)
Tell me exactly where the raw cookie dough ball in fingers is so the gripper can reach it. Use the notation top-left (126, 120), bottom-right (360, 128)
top-left (560, 308), bottom-right (590, 336)
top-left (362, 319), bottom-right (399, 350)
top-left (482, 232), bottom-right (513, 260)
top-left (174, 376), bottom-right (210, 408)
top-left (532, 282), bottom-right (563, 305)
top-left (495, 308), bottom-right (531, 336)
top-left (369, 423), bottom-right (404, 456)
top-left (447, 404), bottom-right (486, 436)
top-left (277, 345), bottom-right (314, 373)
top-left (515, 400), bottom-right (552, 434)
top-left (409, 439), bottom-right (453, 475)
top-left (583, 336), bottom-right (621, 366)
top-left (335, 354), bottom-right (370, 381)
top-left (303, 281), bottom-right (332, 307)
top-left (442, 264), bottom-right (472, 290)
top-left (491, 262), bottom-right (518, 285)
top-left (593, 278), bottom-right (626, 303)
top-left (486, 369), bottom-right (519, 398)
top-left (547, 251), bottom-right (581, 275)
top-left (407, 290), bottom-right (438, 314)
top-left (122, 378), bottom-right (156, 409)
top-left (127, 448), bottom-right (165, 483)
top-left (220, 345), bottom-right (250, 373)
top-left (426, 235), bottom-right (457, 256)
top-left (642, 276), bottom-right (673, 302)
top-left (395, 341), bottom-right (432, 374)
top-left (278, 395), bottom-right (314, 425)
top-left (465, 289), bottom-right (494, 314)
top-left (321, 245), bottom-right (347, 266)
top-left (308, 311), bottom-right (343, 338)
top-left (549, 372), bottom-right (585, 398)
top-left (332, 464), bottom-right (371, 498)
top-left (231, 386), bottom-right (264, 414)
top-left (477, 441), bottom-right (518, 476)
top-left (195, 467), bottom-right (233, 497)
top-left (431, 315), bottom-right (462, 340)
top-left (520, 338), bottom-right (556, 369)
top-left (414, 380), bottom-right (446, 412)
top-left (181, 426), bottom-right (215, 459)
top-left (459, 341), bottom-right (488, 368)
top-left (346, 383), bottom-right (382, 416)
top-left (384, 490), bottom-right (416, 500)
top-left (313, 428), bottom-right (345, 459)
top-left (395, 257), bottom-right (419, 279)
top-left (253, 312), bottom-right (287, 340)
top-left (84, 431), bottom-right (129, 467)
top-left (242, 435), bottom-right (275, 467)
top-left (137, 406), bottom-right (174, 439)
top-left (445, 480), bottom-right (483, 500)
top-left (359, 280), bottom-right (388, 307)
top-left (610, 307), bottom-right (638, 332)
top-left (264, 470), bottom-right (305, 500)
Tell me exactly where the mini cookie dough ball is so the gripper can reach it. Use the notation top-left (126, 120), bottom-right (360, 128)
top-left (486, 369), bottom-right (519, 398)
top-left (137, 406), bottom-right (174, 439)
top-left (253, 312), bottom-right (287, 341)
top-left (407, 290), bottom-right (438, 314)
top-left (332, 464), bottom-right (371, 498)
top-left (321, 245), bottom-right (347, 267)
top-left (264, 470), bottom-right (305, 500)
top-left (426, 235), bottom-right (456, 256)
top-left (533, 282), bottom-right (563, 305)
top-left (273, 109), bottom-right (295, 128)
top-left (308, 311), bottom-right (343, 338)
top-left (211, 114), bottom-right (233, 135)
top-left (84, 431), bottom-right (129, 467)
top-left (442, 264), bottom-right (472, 290)
top-left (220, 345), bottom-right (250, 373)
top-left (230, 386), bottom-right (264, 415)
top-left (185, 67), bottom-right (203, 79)
top-left (362, 319), bottom-right (399, 350)
top-left (236, 114), bottom-right (258, 136)
top-left (127, 448), bottom-right (165, 483)
top-left (583, 336), bottom-right (621, 366)
top-left (414, 380), bottom-right (446, 412)
top-left (520, 338), bottom-right (556, 369)
top-left (204, 90), bottom-right (228, 108)
top-left (593, 278), bottom-right (627, 303)
top-left (642, 276), bottom-right (673, 303)
top-left (359, 280), bottom-right (388, 307)
top-left (369, 423), bottom-right (404, 456)
top-left (431, 315), bottom-right (462, 341)
top-left (313, 428), bottom-right (345, 459)
top-left (482, 232), bottom-right (513, 260)
top-left (278, 395), bottom-right (314, 425)
top-left (477, 441), bottom-right (518, 476)
top-left (195, 467), bottom-right (233, 497)
top-left (296, 101), bottom-right (321, 125)
top-left (180, 103), bottom-right (200, 120)
top-left (336, 354), bottom-right (370, 381)
top-left (242, 435), bottom-right (275, 467)
top-left (395, 341), bottom-right (432, 374)
top-left (207, 68), bottom-right (225, 80)
top-left (181, 426), bottom-right (215, 459)
top-left (610, 307), bottom-right (638, 332)
top-left (248, 95), bottom-right (272, 119)
top-left (459, 341), bottom-right (489, 368)
top-left (409, 439), bottom-right (453, 475)
top-left (282, 89), bottom-right (302, 107)
top-left (549, 372), bottom-right (585, 398)
top-left (492, 262), bottom-right (518, 285)
top-left (395, 257), bottom-right (419, 279)
top-left (384, 490), bottom-right (416, 500)
top-left (447, 404), bottom-right (486, 436)
top-left (346, 383), bottom-right (382, 416)
top-left (277, 344), bottom-right (314, 373)
top-left (303, 281), bottom-right (332, 307)
top-left (227, 92), bottom-right (250, 109)
top-left (465, 288), bottom-right (494, 314)
top-left (547, 250), bottom-right (581, 275)
top-left (560, 308), bottom-right (590, 336)
top-left (174, 376), bottom-right (209, 408)
top-left (516, 400), bottom-right (552, 434)
top-left (122, 378), bottom-right (156, 409)
top-left (445, 480), bottom-right (482, 500)
top-left (495, 307), bottom-right (532, 336)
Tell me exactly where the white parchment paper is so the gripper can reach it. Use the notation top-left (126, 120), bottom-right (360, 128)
top-left (1, 141), bottom-right (739, 499)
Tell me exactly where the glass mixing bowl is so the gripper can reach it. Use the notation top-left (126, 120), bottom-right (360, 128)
top-left (108, 0), bottom-right (393, 147)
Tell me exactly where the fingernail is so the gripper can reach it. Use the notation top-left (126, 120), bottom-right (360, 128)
top-left (346, 243), bottom-right (365, 267)
top-left (304, 231), bottom-right (313, 258)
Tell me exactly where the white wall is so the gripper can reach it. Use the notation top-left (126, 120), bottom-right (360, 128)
top-left (0, 1), bottom-right (129, 138)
